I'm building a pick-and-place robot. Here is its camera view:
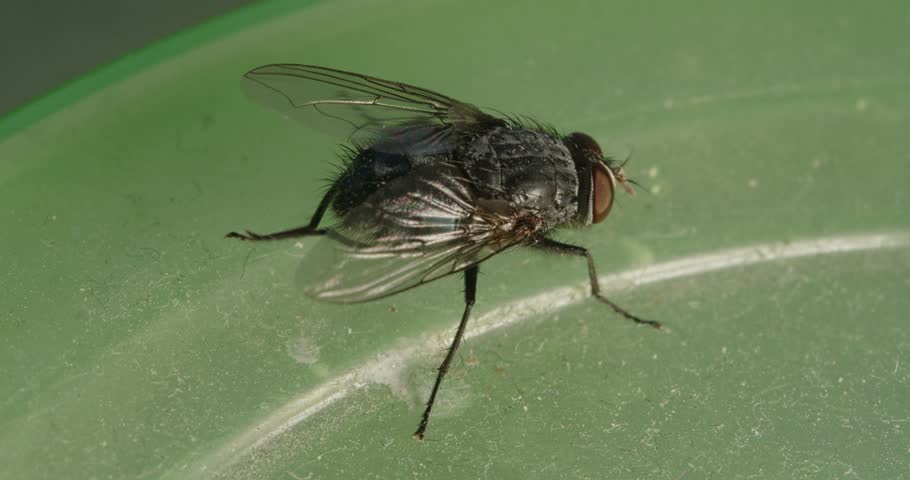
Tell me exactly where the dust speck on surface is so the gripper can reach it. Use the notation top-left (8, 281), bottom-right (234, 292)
top-left (287, 334), bottom-right (321, 365)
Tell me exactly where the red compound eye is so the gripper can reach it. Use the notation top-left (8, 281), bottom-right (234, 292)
top-left (591, 162), bottom-right (615, 224)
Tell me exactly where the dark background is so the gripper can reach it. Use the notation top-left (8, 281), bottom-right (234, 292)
top-left (0, 0), bottom-right (252, 115)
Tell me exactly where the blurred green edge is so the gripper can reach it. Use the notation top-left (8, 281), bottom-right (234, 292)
top-left (0, 0), bottom-right (320, 141)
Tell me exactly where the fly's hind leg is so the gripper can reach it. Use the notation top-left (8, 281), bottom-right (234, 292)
top-left (534, 238), bottom-right (662, 329)
top-left (226, 189), bottom-right (334, 241)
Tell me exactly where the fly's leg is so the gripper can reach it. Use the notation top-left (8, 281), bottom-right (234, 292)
top-left (534, 238), bottom-right (662, 329)
top-left (413, 265), bottom-right (478, 440)
top-left (226, 189), bottom-right (334, 241)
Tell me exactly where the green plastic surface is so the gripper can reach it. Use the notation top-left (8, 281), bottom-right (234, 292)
top-left (2, 0), bottom-right (909, 478)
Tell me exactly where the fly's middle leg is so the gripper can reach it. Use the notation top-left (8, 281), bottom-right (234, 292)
top-left (413, 265), bottom-right (479, 440)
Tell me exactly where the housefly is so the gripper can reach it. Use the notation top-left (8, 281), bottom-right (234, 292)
top-left (227, 64), bottom-right (661, 439)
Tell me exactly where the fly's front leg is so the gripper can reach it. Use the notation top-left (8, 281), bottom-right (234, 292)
top-left (534, 238), bottom-right (661, 329)
top-left (226, 189), bottom-right (334, 241)
top-left (413, 265), bottom-right (479, 440)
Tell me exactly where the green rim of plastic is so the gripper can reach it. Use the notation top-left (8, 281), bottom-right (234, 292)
top-left (0, 0), bottom-right (319, 141)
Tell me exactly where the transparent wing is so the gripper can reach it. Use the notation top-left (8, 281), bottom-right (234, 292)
top-left (296, 165), bottom-right (536, 303)
top-left (242, 64), bottom-right (503, 140)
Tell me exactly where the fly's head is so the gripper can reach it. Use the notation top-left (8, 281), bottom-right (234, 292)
top-left (564, 132), bottom-right (636, 226)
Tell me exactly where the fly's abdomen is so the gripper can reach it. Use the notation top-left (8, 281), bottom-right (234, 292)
top-left (330, 125), bottom-right (457, 217)
top-left (330, 148), bottom-right (412, 216)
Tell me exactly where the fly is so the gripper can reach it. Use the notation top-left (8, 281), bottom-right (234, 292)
top-left (227, 64), bottom-right (661, 439)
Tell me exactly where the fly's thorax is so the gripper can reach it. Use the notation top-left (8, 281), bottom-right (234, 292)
top-left (459, 126), bottom-right (580, 227)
